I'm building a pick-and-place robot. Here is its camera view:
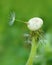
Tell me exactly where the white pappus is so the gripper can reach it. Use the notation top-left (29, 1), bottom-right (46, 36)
top-left (27, 17), bottom-right (43, 31)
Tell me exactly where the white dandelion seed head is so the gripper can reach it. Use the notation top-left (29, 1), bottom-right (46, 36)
top-left (27, 17), bottom-right (43, 31)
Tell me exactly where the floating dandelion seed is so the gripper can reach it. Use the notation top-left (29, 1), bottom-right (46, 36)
top-left (9, 11), bottom-right (15, 26)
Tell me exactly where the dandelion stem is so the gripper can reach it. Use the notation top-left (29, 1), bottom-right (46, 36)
top-left (26, 37), bottom-right (37, 65)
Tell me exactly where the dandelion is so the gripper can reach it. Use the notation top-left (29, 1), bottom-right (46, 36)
top-left (26, 17), bottom-right (43, 65)
top-left (9, 14), bottom-right (44, 65)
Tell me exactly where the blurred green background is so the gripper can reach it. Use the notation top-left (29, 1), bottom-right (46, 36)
top-left (0, 0), bottom-right (52, 65)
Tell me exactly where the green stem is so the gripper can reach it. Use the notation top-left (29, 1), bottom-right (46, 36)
top-left (26, 37), bottom-right (37, 65)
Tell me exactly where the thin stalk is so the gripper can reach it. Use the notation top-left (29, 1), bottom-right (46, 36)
top-left (26, 37), bottom-right (37, 65)
top-left (16, 20), bottom-right (27, 24)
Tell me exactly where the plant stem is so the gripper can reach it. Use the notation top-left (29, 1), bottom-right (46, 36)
top-left (26, 37), bottom-right (37, 65)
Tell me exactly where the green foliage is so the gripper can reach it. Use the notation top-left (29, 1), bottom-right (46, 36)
top-left (0, 0), bottom-right (52, 65)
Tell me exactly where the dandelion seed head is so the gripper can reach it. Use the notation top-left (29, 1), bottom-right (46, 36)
top-left (27, 17), bottom-right (43, 31)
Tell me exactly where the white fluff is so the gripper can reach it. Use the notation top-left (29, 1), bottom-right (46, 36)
top-left (27, 17), bottom-right (43, 31)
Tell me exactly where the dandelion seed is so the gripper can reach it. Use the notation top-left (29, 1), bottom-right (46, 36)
top-left (24, 33), bottom-right (30, 37)
top-left (9, 11), bottom-right (15, 26)
top-left (24, 33), bottom-right (32, 44)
